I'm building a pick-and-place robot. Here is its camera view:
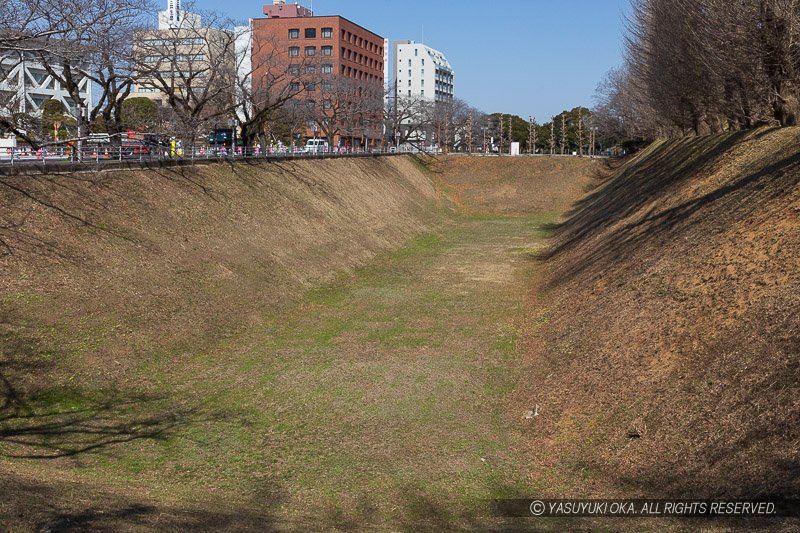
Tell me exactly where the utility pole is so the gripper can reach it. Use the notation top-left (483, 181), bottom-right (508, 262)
top-left (76, 105), bottom-right (86, 162)
top-left (528, 116), bottom-right (533, 155)
top-left (549, 119), bottom-right (555, 156)
top-left (394, 78), bottom-right (399, 148)
top-left (506, 114), bottom-right (511, 154)
top-left (528, 115), bottom-right (537, 155)
top-left (560, 114), bottom-right (567, 155)
top-left (499, 114), bottom-right (504, 156)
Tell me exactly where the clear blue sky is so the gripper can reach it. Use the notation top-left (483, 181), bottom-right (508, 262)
top-left (190, 0), bottom-right (629, 120)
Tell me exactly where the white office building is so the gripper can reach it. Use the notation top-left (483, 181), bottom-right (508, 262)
top-left (393, 40), bottom-right (454, 102)
top-left (158, 0), bottom-right (202, 30)
top-left (0, 52), bottom-right (94, 118)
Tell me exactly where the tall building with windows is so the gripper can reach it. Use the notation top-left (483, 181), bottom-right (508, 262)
top-left (251, 0), bottom-right (385, 147)
top-left (158, 0), bottom-right (202, 31)
top-left (393, 40), bottom-right (454, 102)
top-left (130, 1), bottom-right (234, 108)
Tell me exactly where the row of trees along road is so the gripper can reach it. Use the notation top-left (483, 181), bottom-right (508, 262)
top-left (493, 108), bottom-right (596, 155)
top-left (0, 0), bottom-right (492, 151)
top-left (594, 0), bottom-right (800, 148)
top-left (0, 1), bottom-right (377, 148)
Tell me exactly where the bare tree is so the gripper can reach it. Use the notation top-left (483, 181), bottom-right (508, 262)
top-left (447, 99), bottom-right (477, 153)
top-left (0, 0), bottom-right (125, 52)
top-left (235, 31), bottom-right (309, 147)
top-left (467, 109), bottom-right (474, 153)
top-left (304, 75), bottom-right (383, 149)
top-left (0, 0), bottom-right (151, 148)
top-left (602, 0), bottom-right (800, 143)
top-left (134, 8), bottom-right (238, 145)
top-left (384, 92), bottom-right (432, 148)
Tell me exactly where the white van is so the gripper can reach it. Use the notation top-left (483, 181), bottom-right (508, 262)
top-left (0, 135), bottom-right (16, 160)
top-left (304, 139), bottom-right (329, 153)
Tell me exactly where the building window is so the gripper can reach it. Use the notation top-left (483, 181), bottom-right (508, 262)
top-left (408, 69), bottom-right (411, 76)
top-left (421, 90), bottom-right (424, 96)
top-left (408, 79), bottom-right (411, 86)
top-left (322, 81), bottom-right (333, 91)
top-left (408, 59), bottom-right (411, 67)
top-left (322, 27), bottom-right (333, 38)
top-left (305, 28), bottom-right (316, 38)
top-left (288, 64), bottom-right (300, 75)
top-left (289, 29), bottom-right (299, 39)
top-left (322, 46), bottom-right (332, 56)
top-left (322, 63), bottom-right (333, 74)
top-left (289, 47), bottom-right (300, 57)
top-left (422, 59), bottom-right (425, 66)
top-left (305, 65), bottom-right (316, 74)
top-left (305, 82), bottom-right (316, 91)
top-left (323, 100), bottom-right (332, 109)
top-left (305, 46), bottom-right (316, 56)
top-left (415, 48), bottom-right (418, 56)
top-left (289, 82), bottom-right (300, 91)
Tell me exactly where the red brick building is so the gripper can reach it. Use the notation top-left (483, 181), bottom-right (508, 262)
top-left (252, 1), bottom-right (386, 148)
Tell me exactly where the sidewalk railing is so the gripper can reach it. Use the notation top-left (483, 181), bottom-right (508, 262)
top-left (0, 144), bottom-right (433, 168)
top-left (0, 144), bottom-right (608, 169)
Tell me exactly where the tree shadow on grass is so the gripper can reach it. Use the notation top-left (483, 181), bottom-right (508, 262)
top-left (542, 132), bottom-right (752, 259)
top-left (0, 472), bottom-right (283, 532)
top-left (537, 130), bottom-right (800, 288)
top-left (0, 309), bottom-right (191, 461)
top-left (0, 395), bottom-right (185, 460)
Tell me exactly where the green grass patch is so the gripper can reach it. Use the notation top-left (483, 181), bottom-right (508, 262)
top-left (5, 209), bottom-right (558, 527)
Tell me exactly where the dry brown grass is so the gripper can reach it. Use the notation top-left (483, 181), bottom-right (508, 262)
top-left (430, 155), bottom-right (604, 217)
top-left (4, 141), bottom-right (793, 529)
top-left (0, 156), bottom-right (437, 389)
top-left (516, 127), bottom-right (800, 524)
top-left (0, 154), bottom-right (601, 529)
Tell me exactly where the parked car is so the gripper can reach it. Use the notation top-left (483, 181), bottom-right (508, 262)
top-left (303, 139), bottom-right (329, 153)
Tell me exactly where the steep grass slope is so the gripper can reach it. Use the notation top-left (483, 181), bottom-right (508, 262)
top-left (432, 155), bottom-right (600, 216)
top-left (0, 155), bottom-right (604, 529)
top-left (521, 128), bottom-right (799, 503)
top-left (0, 155), bottom-right (437, 428)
